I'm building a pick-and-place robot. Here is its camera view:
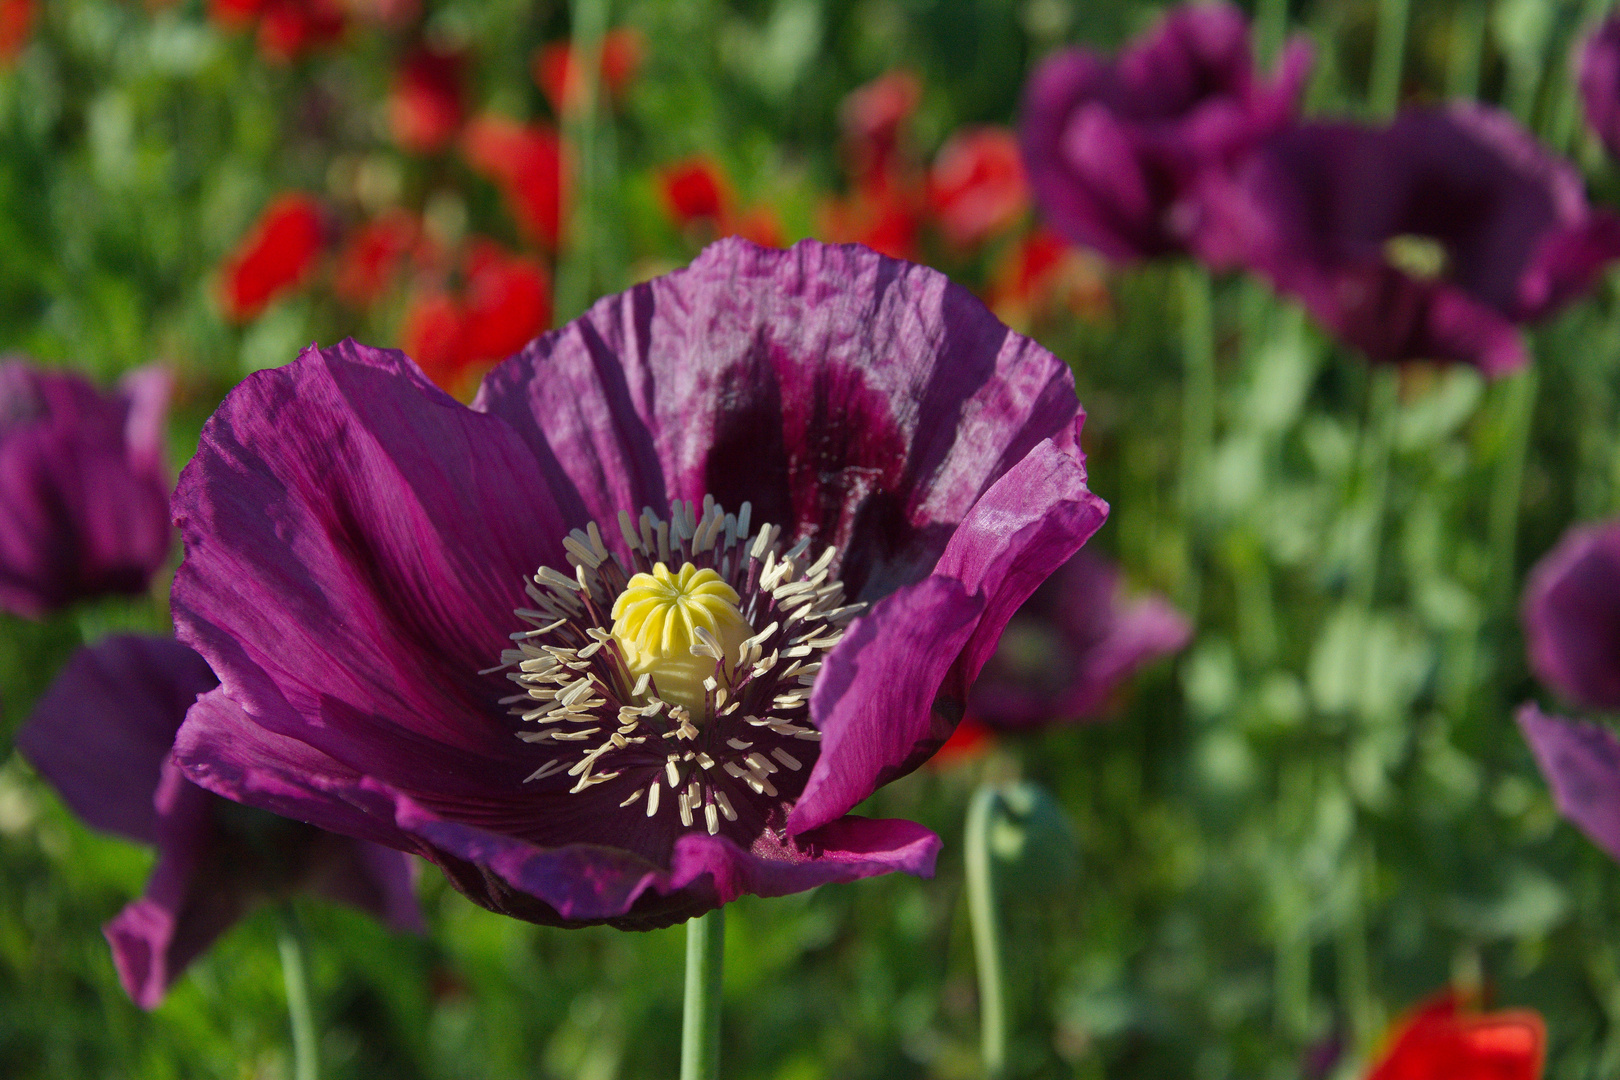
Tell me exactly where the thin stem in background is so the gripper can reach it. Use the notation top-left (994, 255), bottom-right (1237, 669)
top-left (276, 905), bottom-right (319, 1080)
top-left (1253, 0), bottom-right (1290, 69)
top-left (1446, 3), bottom-right (1486, 100)
top-left (966, 785), bottom-right (1009, 1080)
top-left (680, 907), bottom-right (725, 1080)
top-left (1368, 0), bottom-right (1410, 118)
top-left (555, 0), bottom-right (610, 324)
top-left (1178, 264), bottom-right (1215, 623)
top-left (1350, 368), bottom-right (1399, 611)
top-left (1487, 367), bottom-right (1539, 613)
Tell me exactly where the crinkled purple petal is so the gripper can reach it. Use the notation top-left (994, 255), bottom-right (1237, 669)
top-left (972, 551), bottom-right (1191, 728)
top-left (172, 340), bottom-right (571, 797)
top-left (1518, 704), bottom-right (1620, 864)
top-left (1579, 14), bottom-right (1620, 160)
top-left (383, 783), bottom-right (938, 928)
top-left (1522, 518), bottom-right (1620, 711)
top-left (17, 635), bottom-right (216, 845)
top-left (789, 433), bottom-right (1107, 833)
top-left (476, 239), bottom-right (1083, 600)
top-left (0, 361), bottom-right (172, 618)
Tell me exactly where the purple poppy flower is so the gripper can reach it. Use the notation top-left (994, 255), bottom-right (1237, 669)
top-left (1214, 104), bottom-right (1620, 375)
top-left (1019, 1), bottom-right (1311, 262)
top-left (1522, 518), bottom-right (1620, 711)
top-left (16, 635), bottom-right (421, 1009)
top-left (168, 238), bottom-right (1109, 930)
top-left (1518, 705), bottom-right (1620, 864)
top-left (1578, 14), bottom-right (1620, 160)
top-left (0, 360), bottom-right (175, 618)
top-left (969, 550), bottom-right (1190, 728)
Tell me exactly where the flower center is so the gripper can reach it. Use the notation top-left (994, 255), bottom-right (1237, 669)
top-left (609, 562), bottom-right (754, 716)
top-left (1384, 234), bottom-right (1448, 281)
top-left (488, 497), bottom-right (864, 836)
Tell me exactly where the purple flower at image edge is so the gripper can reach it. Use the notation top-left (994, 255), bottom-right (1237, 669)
top-left (170, 237), bottom-right (1109, 930)
top-left (0, 360), bottom-right (174, 618)
top-left (970, 550), bottom-right (1190, 728)
top-left (1212, 103), bottom-right (1620, 376)
top-left (1578, 13), bottom-right (1620, 160)
top-left (1018, 0), bottom-right (1311, 262)
top-left (1518, 518), bottom-right (1620, 866)
top-left (16, 635), bottom-right (421, 1009)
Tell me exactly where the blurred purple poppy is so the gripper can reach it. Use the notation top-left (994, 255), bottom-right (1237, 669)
top-left (970, 550), bottom-right (1190, 728)
top-left (168, 238), bottom-right (1109, 930)
top-left (1578, 13), bottom-right (1620, 160)
top-left (1518, 519), bottom-right (1620, 868)
top-left (17, 635), bottom-right (421, 1009)
top-left (0, 361), bottom-right (174, 618)
top-left (1215, 104), bottom-right (1620, 375)
top-left (1019, 1), bottom-right (1311, 262)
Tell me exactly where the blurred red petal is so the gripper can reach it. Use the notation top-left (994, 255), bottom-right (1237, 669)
top-left (599, 27), bottom-right (643, 98)
top-left (818, 188), bottom-right (921, 261)
top-left (725, 205), bottom-right (784, 248)
top-left (840, 69), bottom-right (921, 185)
top-left (0, 0), bottom-right (34, 62)
top-left (928, 126), bottom-right (1028, 248)
top-left (533, 27), bottom-right (643, 113)
top-left (209, 0), bottom-right (264, 29)
top-left (928, 714), bottom-right (996, 769)
top-left (460, 116), bottom-right (566, 248)
top-left (1368, 992), bottom-right (1545, 1080)
top-left (219, 194), bottom-right (326, 323)
top-left (333, 211), bottom-right (421, 307)
top-left (399, 291), bottom-right (464, 389)
top-left (456, 242), bottom-right (551, 365)
top-left (389, 46), bottom-right (466, 154)
top-left (659, 157), bottom-right (733, 226)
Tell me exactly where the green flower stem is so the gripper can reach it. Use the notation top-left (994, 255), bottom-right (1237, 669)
top-left (1352, 368), bottom-right (1399, 611)
top-left (680, 907), bottom-right (725, 1080)
top-left (276, 905), bottom-right (319, 1080)
top-left (1488, 367), bottom-right (1539, 613)
top-left (1178, 264), bottom-right (1216, 622)
top-left (555, 0), bottom-right (610, 323)
top-left (1368, 0), bottom-right (1409, 119)
top-left (1254, 0), bottom-right (1290, 68)
top-left (965, 785), bottom-right (1009, 1080)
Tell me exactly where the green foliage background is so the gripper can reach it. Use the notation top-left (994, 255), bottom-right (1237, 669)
top-left (5, 0), bottom-right (1620, 1077)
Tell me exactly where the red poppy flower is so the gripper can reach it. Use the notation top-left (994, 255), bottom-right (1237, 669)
top-left (390, 45), bottom-right (467, 154)
top-left (986, 228), bottom-right (1112, 329)
top-left (660, 157), bottom-right (734, 227)
top-left (210, 0), bottom-right (344, 63)
top-left (401, 241), bottom-right (551, 394)
top-left (1368, 992), bottom-right (1544, 1080)
top-left (927, 714), bottom-right (997, 769)
top-left (928, 126), bottom-right (1029, 249)
top-left (841, 69), bottom-right (922, 189)
top-left (0, 0), bottom-right (35, 64)
top-left (460, 115), bottom-right (566, 249)
top-left (818, 187), bottom-right (922, 261)
top-left (333, 210), bottom-right (424, 307)
top-left (532, 27), bottom-right (644, 114)
top-left (218, 194), bottom-right (326, 323)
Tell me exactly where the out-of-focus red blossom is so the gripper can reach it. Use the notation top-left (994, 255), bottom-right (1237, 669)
top-left (340, 0), bottom-right (419, 27)
top-left (927, 714), bottom-right (997, 770)
top-left (389, 45), bottom-right (466, 154)
top-left (211, 0), bottom-right (345, 63)
top-left (1367, 992), bottom-right (1544, 1080)
top-left (0, 0), bottom-right (34, 64)
top-left (402, 241), bottom-right (551, 394)
top-left (841, 69), bottom-right (922, 188)
top-left (333, 211), bottom-right (427, 307)
top-left (219, 194), bottom-right (326, 323)
top-left (660, 157), bottom-right (732, 226)
top-left (988, 228), bottom-right (1112, 330)
top-left (929, 126), bottom-right (1029, 248)
top-left (818, 188), bottom-right (922, 261)
top-left (460, 116), bottom-right (566, 248)
top-left (657, 158), bottom-right (786, 248)
top-left (533, 27), bottom-right (644, 114)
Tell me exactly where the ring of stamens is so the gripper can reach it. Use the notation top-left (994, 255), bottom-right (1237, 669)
top-left (485, 496), bottom-right (864, 836)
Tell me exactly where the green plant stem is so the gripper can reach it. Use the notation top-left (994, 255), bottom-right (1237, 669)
top-left (555, 0), bottom-right (610, 323)
top-left (1178, 264), bottom-right (1215, 622)
top-left (1446, 3), bottom-right (1486, 100)
top-left (681, 907), bottom-right (725, 1080)
top-left (276, 905), bottom-right (318, 1080)
top-left (1254, 0), bottom-right (1290, 68)
top-left (1352, 369), bottom-right (1399, 610)
top-left (1368, 0), bottom-right (1410, 118)
top-left (1488, 367), bottom-right (1538, 612)
top-left (966, 785), bottom-right (1009, 1080)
